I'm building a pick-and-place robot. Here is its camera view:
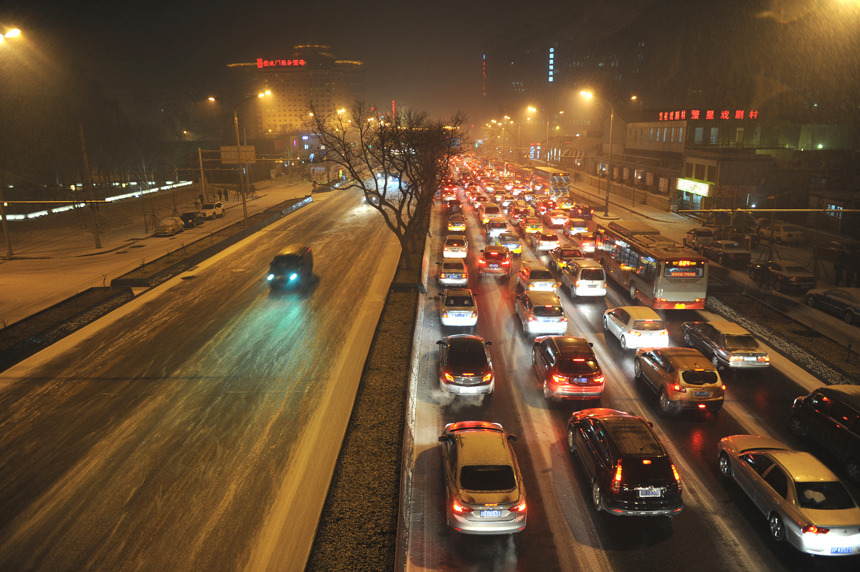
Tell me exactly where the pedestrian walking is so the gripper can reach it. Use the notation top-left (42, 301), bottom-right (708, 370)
top-left (223, 188), bottom-right (229, 201)
top-left (833, 251), bottom-right (847, 286)
top-left (217, 189), bottom-right (223, 201)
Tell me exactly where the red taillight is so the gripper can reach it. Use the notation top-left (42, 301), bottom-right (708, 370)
top-left (440, 273), bottom-right (447, 278)
top-left (611, 460), bottom-right (623, 493)
top-left (552, 374), bottom-right (567, 384)
top-left (502, 260), bottom-right (511, 265)
top-left (482, 372), bottom-right (493, 382)
top-left (801, 525), bottom-right (829, 535)
top-left (593, 375), bottom-right (605, 384)
top-left (698, 404), bottom-right (706, 409)
top-left (478, 258), bottom-right (486, 265)
top-left (442, 310), bottom-right (449, 318)
top-left (444, 373), bottom-right (454, 382)
top-left (671, 463), bottom-right (682, 492)
top-left (672, 384), bottom-right (686, 393)
top-left (470, 311), bottom-right (478, 318)
top-left (510, 499), bottom-right (527, 512)
top-left (628, 330), bottom-right (642, 337)
top-left (452, 500), bottom-right (472, 514)
top-left (721, 385), bottom-right (726, 391)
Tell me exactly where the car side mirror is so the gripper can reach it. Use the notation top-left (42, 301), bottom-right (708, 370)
top-left (647, 422), bottom-right (653, 428)
top-left (588, 342), bottom-right (594, 347)
top-left (438, 435), bottom-right (448, 442)
top-left (507, 434), bottom-right (518, 442)
top-left (436, 261), bottom-right (441, 265)
top-left (485, 340), bottom-right (493, 346)
top-left (436, 340), bottom-right (444, 346)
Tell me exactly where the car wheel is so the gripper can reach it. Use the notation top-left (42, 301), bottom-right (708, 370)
top-left (591, 481), bottom-right (602, 513)
top-left (482, 391), bottom-right (493, 406)
top-left (748, 268), bottom-right (756, 279)
top-left (844, 310), bottom-right (855, 325)
top-left (629, 285), bottom-right (637, 300)
top-left (659, 390), bottom-right (676, 416)
top-left (769, 513), bottom-right (786, 542)
top-left (543, 381), bottom-right (551, 400)
top-left (532, 349), bottom-right (537, 365)
top-left (620, 335), bottom-right (628, 351)
top-left (773, 281), bottom-right (783, 293)
top-left (170, 228), bottom-right (175, 236)
top-left (567, 427), bottom-right (577, 453)
top-left (846, 458), bottom-right (860, 483)
top-left (789, 416), bottom-right (804, 438)
top-left (718, 255), bottom-right (724, 265)
top-left (603, 316), bottom-right (609, 331)
top-left (806, 295), bottom-right (816, 308)
top-left (684, 332), bottom-right (693, 347)
top-left (711, 355), bottom-right (724, 371)
top-left (719, 452), bottom-right (733, 479)
top-left (633, 359), bottom-right (642, 379)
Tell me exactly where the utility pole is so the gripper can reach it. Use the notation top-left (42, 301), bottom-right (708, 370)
top-left (79, 124), bottom-right (102, 249)
top-left (0, 176), bottom-right (12, 258)
top-left (198, 147), bottom-right (207, 202)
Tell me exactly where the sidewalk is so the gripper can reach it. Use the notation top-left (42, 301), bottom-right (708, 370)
top-left (0, 177), bottom-right (316, 327)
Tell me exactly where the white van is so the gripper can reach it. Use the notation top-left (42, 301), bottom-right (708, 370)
top-left (561, 259), bottom-right (607, 298)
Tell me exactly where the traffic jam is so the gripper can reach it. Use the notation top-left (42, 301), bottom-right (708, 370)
top-left (409, 157), bottom-right (860, 567)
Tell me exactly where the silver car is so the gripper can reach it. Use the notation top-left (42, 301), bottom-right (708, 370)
top-left (516, 291), bottom-right (568, 339)
top-left (718, 435), bottom-right (860, 556)
top-left (436, 260), bottom-right (468, 287)
top-left (439, 421), bottom-right (527, 535)
top-left (154, 216), bottom-right (185, 236)
top-left (440, 288), bottom-right (478, 328)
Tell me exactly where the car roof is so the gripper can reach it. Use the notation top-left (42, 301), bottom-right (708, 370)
top-left (617, 306), bottom-right (662, 320)
top-left (707, 321), bottom-right (752, 335)
top-left (572, 259), bottom-right (602, 268)
top-left (553, 336), bottom-right (594, 354)
top-left (484, 245), bottom-right (508, 252)
top-left (441, 260), bottom-right (465, 268)
top-left (816, 385), bottom-right (860, 411)
top-left (769, 450), bottom-right (839, 482)
top-left (277, 244), bottom-right (310, 256)
top-left (657, 347), bottom-right (715, 370)
top-left (454, 428), bottom-right (514, 467)
top-left (444, 288), bottom-right (473, 297)
top-left (525, 291), bottom-right (560, 305)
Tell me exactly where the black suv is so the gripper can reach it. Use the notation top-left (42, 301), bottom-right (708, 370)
top-left (567, 408), bottom-right (683, 517)
top-left (180, 211), bottom-right (204, 228)
top-left (267, 244), bottom-right (314, 288)
top-left (790, 385), bottom-right (860, 483)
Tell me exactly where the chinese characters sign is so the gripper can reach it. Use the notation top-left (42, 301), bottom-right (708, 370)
top-left (676, 178), bottom-right (710, 197)
top-left (257, 58), bottom-right (306, 68)
top-left (660, 109), bottom-right (758, 121)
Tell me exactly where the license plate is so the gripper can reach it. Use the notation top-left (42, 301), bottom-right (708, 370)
top-left (480, 510), bottom-right (502, 518)
top-left (575, 377), bottom-right (587, 383)
top-left (674, 303), bottom-right (686, 309)
top-left (639, 488), bottom-right (662, 498)
top-left (694, 391), bottom-right (710, 397)
top-left (831, 547), bottom-right (852, 554)
top-left (744, 356), bottom-right (757, 362)
top-left (489, 264), bottom-right (498, 268)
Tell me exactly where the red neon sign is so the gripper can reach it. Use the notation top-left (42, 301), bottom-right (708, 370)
top-left (257, 58), bottom-right (306, 68)
top-left (660, 109), bottom-right (759, 121)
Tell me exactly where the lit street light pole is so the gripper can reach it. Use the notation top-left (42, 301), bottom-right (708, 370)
top-left (0, 27), bottom-right (22, 258)
top-left (208, 91), bottom-right (270, 226)
top-left (580, 92), bottom-right (636, 217)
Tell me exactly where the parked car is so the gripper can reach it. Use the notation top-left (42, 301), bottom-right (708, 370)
top-left (790, 385), bottom-right (860, 483)
top-left (561, 259), bottom-right (607, 298)
top-left (716, 225), bottom-right (761, 247)
top-left (717, 435), bottom-right (860, 555)
top-left (519, 217), bottom-right (543, 235)
top-left (603, 306), bottom-right (669, 351)
top-left (759, 221), bottom-right (804, 244)
top-left (814, 240), bottom-right (860, 263)
top-left (681, 321), bottom-right (770, 370)
top-left (436, 260), bottom-right (469, 287)
top-left (532, 336), bottom-right (604, 400)
top-left (530, 231), bottom-right (560, 252)
top-left (440, 288), bottom-right (478, 328)
top-left (200, 202), bottom-right (225, 219)
top-left (567, 409), bottom-right (684, 517)
top-left (443, 236), bottom-right (468, 259)
top-left (496, 232), bottom-right (522, 255)
top-left (749, 261), bottom-right (817, 294)
top-left (805, 287), bottom-right (860, 325)
top-left (516, 290), bottom-right (568, 339)
top-left (570, 203), bottom-right (594, 220)
top-left (700, 240), bottom-right (752, 267)
top-left (436, 335), bottom-right (493, 396)
top-left (517, 264), bottom-right (559, 292)
top-left (683, 227), bottom-right (715, 250)
top-left (477, 246), bottom-right (513, 277)
top-left (547, 246), bottom-right (584, 272)
top-left (266, 244), bottom-right (313, 289)
top-left (439, 421), bottom-right (526, 534)
top-left (562, 218), bottom-right (589, 238)
top-left (447, 213), bottom-right (467, 233)
top-left (154, 216), bottom-right (185, 236)
top-left (180, 211), bottom-right (205, 228)
top-left (634, 347), bottom-right (725, 416)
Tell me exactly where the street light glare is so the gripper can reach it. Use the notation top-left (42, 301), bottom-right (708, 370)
top-left (527, 106), bottom-right (537, 113)
top-left (631, 95), bottom-right (637, 100)
top-left (208, 97), bottom-right (215, 101)
top-left (580, 91), bottom-right (593, 98)
top-left (5, 29), bottom-right (21, 38)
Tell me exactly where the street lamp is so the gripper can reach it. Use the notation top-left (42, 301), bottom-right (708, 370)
top-left (0, 27), bottom-right (22, 258)
top-left (580, 91), bottom-right (636, 217)
top-left (208, 91), bottom-right (271, 226)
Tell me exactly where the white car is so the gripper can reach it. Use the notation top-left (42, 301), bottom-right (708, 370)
top-left (530, 232), bottom-right (560, 252)
top-left (440, 288), bottom-right (478, 328)
top-left (443, 236), bottom-right (468, 259)
top-left (516, 291), bottom-right (568, 338)
top-left (603, 306), bottom-right (669, 350)
top-left (200, 202), bottom-right (225, 219)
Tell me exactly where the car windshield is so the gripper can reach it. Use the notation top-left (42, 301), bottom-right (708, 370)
top-left (272, 255), bottom-right (302, 267)
top-left (500, 234), bottom-right (519, 243)
top-left (581, 269), bottom-right (604, 281)
top-left (632, 320), bottom-right (664, 331)
top-left (558, 357), bottom-right (599, 374)
top-left (202, 204), bottom-right (215, 209)
top-left (681, 370), bottom-right (719, 385)
top-left (530, 270), bottom-right (554, 280)
top-left (724, 335), bottom-right (759, 350)
top-left (533, 305), bottom-right (563, 317)
top-left (604, 419), bottom-right (664, 456)
top-left (723, 242), bottom-right (742, 248)
top-left (459, 465), bottom-right (516, 492)
top-left (783, 225), bottom-right (802, 233)
top-left (784, 266), bottom-right (807, 274)
top-left (795, 482), bottom-right (856, 510)
top-left (447, 340), bottom-right (487, 368)
top-left (445, 296), bottom-right (474, 307)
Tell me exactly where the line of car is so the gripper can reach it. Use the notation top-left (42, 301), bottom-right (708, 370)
top-left (431, 166), bottom-right (860, 553)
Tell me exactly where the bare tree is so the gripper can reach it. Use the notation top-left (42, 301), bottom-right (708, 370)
top-left (307, 101), bottom-right (465, 269)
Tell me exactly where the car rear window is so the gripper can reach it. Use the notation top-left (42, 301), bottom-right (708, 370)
top-left (559, 249), bottom-right (581, 257)
top-left (696, 229), bottom-right (714, 237)
top-left (784, 266), bottom-right (807, 274)
top-left (500, 234), bottom-right (519, 243)
top-left (530, 270), bottom-right (554, 281)
top-left (447, 341), bottom-right (487, 369)
top-left (724, 335), bottom-right (759, 350)
top-left (681, 370), bottom-right (719, 385)
top-left (484, 207), bottom-right (501, 214)
top-left (484, 251), bottom-right (506, 260)
top-left (581, 268), bottom-right (604, 281)
top-left (632, 320), bottom-right (664, 331)
top-left (445, 296), bottom-right (474, 307)
top-left (605, 419), bottom-right (665, 456)
top-left (202, 204), bottom-right (215, 209)
top-left (447, 239), bottom-right (465, 247)
top-left (460, 465), bottom-right (516, 492)
top-left (442, 263), bottom-right (463, 271)
top-left (558, 357), bottom-right (599, 374)
top-left (782, 225), bottom-right (802, 233)
top-left (795, 481), bottom-right (856, 510)
top-left (533, 306), bottom-right (563, 317)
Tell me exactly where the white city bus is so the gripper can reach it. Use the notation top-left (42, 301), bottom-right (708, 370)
top-left (594, 220), bottom-right (708, 310)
